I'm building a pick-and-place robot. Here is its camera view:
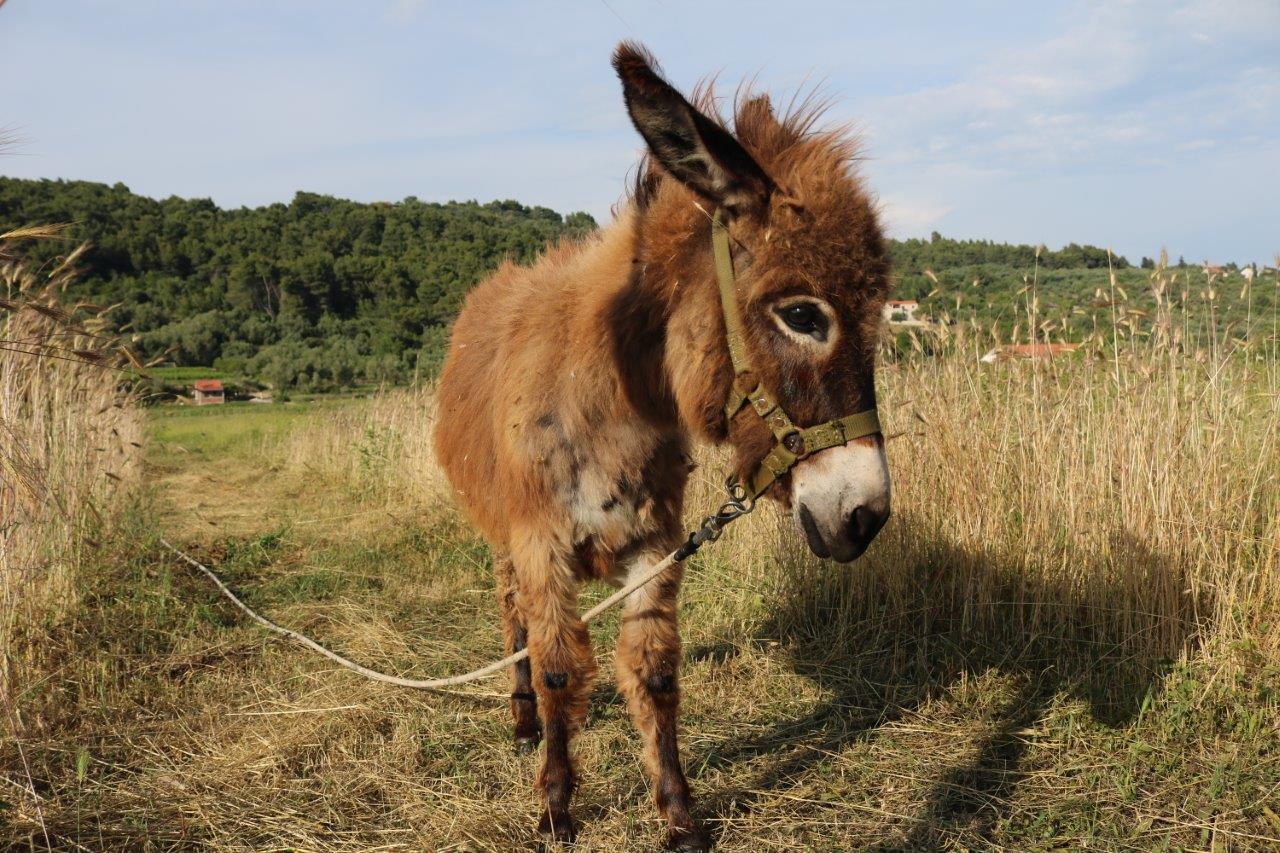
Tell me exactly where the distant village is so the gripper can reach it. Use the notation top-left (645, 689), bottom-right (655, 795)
top-left (879, 299), bottom-right (1082, 364)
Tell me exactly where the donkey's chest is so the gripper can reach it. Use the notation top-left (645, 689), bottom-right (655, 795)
top-left (534, 423), bottom-right (689, 559)
top-left (563, 463), bottom-right (653, 546)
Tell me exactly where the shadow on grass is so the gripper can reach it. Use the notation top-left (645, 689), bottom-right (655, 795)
top-left (687, 515), bottom-right (1208, 850)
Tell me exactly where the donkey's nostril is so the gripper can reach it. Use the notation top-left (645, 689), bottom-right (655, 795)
top-left (851, 506), bottom-right (875, 541)
top-left (834, 502), bottom-right (885, 560)
top-left (849, 502), bottom-right (880, 540)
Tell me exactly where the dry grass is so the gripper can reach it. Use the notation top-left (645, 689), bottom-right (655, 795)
top-left (0, 229), bottom-right (142, 660)
top-left (0, 230), bottom-right (142, 842)
top-left (3, 260), bottom-right (1278, 850)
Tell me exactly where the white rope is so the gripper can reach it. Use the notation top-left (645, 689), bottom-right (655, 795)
top-left (158, 538), bottom-right (682, 691)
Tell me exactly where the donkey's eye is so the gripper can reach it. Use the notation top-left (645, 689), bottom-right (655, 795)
top-left (776, 303), bottom-right (828, 341)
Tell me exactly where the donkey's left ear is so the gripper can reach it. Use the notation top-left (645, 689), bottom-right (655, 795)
top-left (613, 42), bottom-right (774, 218)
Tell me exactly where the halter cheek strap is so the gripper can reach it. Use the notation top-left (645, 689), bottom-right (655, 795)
top-left (712, 209), bottom-right (881, 500)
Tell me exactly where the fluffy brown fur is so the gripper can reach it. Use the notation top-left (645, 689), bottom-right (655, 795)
top-left (434, 42), bottom-right (890, 849)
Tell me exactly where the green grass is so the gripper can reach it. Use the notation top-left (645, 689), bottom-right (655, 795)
top-left (148, 399), bottom-right (357, 459)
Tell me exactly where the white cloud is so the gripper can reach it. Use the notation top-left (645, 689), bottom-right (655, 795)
top-left (878, 195), bottom-right (954, 233)
top-left (1170, 0), bottom-right (1280, 41)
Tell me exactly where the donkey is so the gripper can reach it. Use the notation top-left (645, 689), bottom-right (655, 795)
top-left (434, 42), bottom-right (892, 849)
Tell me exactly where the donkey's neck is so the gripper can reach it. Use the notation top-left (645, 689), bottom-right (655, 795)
top-left (604, 194), bottom-right (734, 445)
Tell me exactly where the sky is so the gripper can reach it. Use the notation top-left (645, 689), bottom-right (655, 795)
top-left (1, 0), bottom-right (1277, 264)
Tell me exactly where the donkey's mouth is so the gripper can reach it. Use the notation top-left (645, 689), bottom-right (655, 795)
top-left (797, 502), bottom-right (883, 562)
top-left (797, 504), bottom-right (832, 560)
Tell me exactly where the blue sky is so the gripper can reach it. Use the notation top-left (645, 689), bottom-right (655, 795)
top-left (2, 0), bottom-right (1277, 263)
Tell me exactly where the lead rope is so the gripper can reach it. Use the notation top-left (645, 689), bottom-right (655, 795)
top-left (158, 483), bottom-right (753, 691)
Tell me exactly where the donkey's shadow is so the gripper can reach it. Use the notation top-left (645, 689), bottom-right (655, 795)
top-left (685, 514), bottom-right (1205, 850)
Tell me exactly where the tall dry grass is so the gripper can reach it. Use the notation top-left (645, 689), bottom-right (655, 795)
top-left (277, 388), bottom-right (448, 510)
top-left (0, 230), bottom-right (143, 704)
top-left (278, 258), bottom-right (1279, 696)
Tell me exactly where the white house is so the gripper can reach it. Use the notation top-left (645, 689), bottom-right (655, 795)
top-left (883, 299), bottom-right (920, 324)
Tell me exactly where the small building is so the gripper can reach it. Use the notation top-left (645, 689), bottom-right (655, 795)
top-left (883, 299), bottom-right (921, 324)
top-left (981, 343), bottom-right (1080, 364)
top-left (192, 379), bottom-right (225, 405)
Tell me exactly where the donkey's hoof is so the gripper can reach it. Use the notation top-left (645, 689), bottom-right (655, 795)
top-left (536, 810), bottom-right (577, 845)
top-left (514, 735), bottom-right (540, 756)
top-left (665, 825), bottom-right (711, 852)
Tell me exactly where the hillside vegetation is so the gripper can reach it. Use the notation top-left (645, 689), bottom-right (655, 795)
top-left (8, 177), bottom-right (1271, 394)
top-left (0, 177), bottom-right (596, 390)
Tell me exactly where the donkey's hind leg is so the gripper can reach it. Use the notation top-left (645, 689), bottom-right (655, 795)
top-left (615, 549), bottom-right (709, 852)
top-left (496, 554), bottom-right (540, 753)
top-left (512, 528), bottom-right (597, 844)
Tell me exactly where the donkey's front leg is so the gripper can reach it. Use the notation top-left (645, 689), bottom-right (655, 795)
top-left (514, 531), bottom-right (597, 844)
top-left (496, 555), bottom-right (540, 753)
top-left (616, 551), bottom-right (709, 852)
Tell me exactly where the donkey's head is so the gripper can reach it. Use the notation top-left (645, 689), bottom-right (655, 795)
top-left (614, 43), bottom-right (891, 562)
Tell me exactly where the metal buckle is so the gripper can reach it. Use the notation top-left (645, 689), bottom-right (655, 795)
top-left (677, 478), bottom-right (757, 559)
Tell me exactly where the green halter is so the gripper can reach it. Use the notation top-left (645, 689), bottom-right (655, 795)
top-left (712, 209), bottom-right (882, 500)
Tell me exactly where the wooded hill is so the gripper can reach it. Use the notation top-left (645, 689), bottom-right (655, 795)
top-left (4, 177), bottom-right (1267, 391)
top-left (1, 177), bottom-right (594, 390)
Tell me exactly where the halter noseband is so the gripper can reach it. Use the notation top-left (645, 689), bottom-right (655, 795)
top-left (712, 209), bottom-right (881, 500)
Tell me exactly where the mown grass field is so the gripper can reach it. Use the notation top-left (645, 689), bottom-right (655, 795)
top-left (6, 301), bottom-right (1279, 850)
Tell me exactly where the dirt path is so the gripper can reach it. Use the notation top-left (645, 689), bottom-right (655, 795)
top-left (146, 403), bottom-right (366, 544)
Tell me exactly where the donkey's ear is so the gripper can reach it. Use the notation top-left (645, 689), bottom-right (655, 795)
top-left (612, 42), bottom-right (774, 218)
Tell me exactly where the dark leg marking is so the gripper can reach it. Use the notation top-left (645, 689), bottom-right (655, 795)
top-left (537, 714), bottom-right (577, 843)
top-left (513, 542), bottom-right (595, 848)
top-left (511, 625), bottom-right (540, 754)
top-left (615, 551), bottom-right (708, 852)
top-left (646, 672), bottom-right (676, 694)
top-left (649, 681), bottom-right (706, 851)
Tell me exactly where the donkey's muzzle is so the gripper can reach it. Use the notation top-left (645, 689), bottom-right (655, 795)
top-left (798, 500), bottom-right (889, 562)
top-left (791, 439), bottom-right (891, 563)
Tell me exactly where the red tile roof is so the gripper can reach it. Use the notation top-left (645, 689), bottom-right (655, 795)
top-left (1002, 343), bottom-right (1079, 358)
top-left (193, 379), bottom-right (224, 392)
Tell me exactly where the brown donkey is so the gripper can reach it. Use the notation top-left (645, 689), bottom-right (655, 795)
top-left (434, 42), bottom-right (892, 849)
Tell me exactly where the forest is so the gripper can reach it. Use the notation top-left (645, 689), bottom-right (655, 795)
top-left (3, 176), bottom-right (1265, 392)
top-left (0, 177), bottom-right (595, 391)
